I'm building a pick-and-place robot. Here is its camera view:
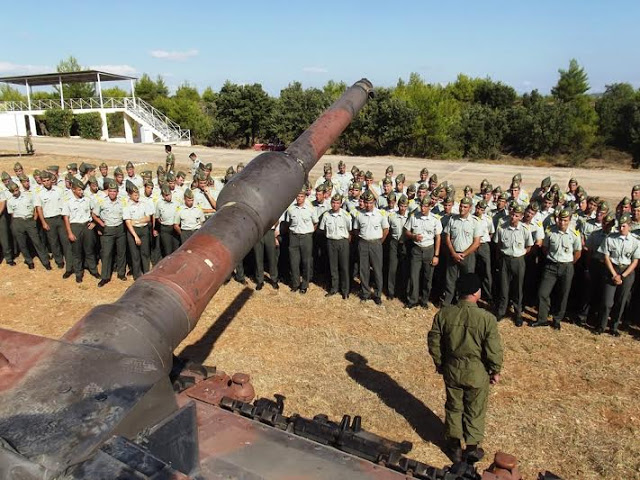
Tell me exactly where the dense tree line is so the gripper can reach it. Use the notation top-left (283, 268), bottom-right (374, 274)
top-left (4, 57), bottom-right (640, 165)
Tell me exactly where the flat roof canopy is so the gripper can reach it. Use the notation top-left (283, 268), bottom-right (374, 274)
top-left (0, 70), bottom-right (136, 86)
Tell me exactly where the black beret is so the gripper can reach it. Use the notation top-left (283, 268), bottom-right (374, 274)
top-left (457, 273), bottom-right (481, 296)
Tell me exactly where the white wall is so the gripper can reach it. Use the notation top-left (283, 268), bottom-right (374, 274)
top-left (0, 114), bottom-right (27, 137)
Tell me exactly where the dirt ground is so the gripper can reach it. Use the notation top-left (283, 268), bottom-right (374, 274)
top-left (1, 139), bottom-right (639, 479)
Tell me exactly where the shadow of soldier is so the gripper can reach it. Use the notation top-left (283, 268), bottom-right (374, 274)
top-left (344, 351), bottom-right (447, 453)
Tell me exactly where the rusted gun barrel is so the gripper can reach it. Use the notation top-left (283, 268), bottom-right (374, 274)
top-left (61, 79), bottom-right (374, 373)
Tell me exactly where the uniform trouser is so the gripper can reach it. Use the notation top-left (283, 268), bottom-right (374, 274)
top-left (180, 229), bottom-right (196, 244)
top-left (159, 224), bottom-right (180, 257)
top-left (445, 381), bottom-right (489, 445)
top-left (358, 239), bottom-right (383, 299)
top-left (100, 224), bottom-right (126, 280)
top-left (598, 266), bottom-right (635, 331)
top-left (475, 243), bottom-right (493, 301)
top-left (497, 255), bottom-right (526, 318)
top-left (537, 261), bottom-right (574, 323)
top-left (150, 229), bottom-right (162, 265)
top-left (253, 229), bottom-right (278, 284)
top-left (408, 244), bottom-right (435, 305)
top-left (45, 215), bottom-right (71, 268)
top-left (387, 238), bottom-right (408, 298)
top-left (0, 211), bottom-right (13, 262)
top-left (312, 230), bottom-right (327, 281)
top-left (327, 238), bottom-right (350, 295)
top-left (10, 218), bottom-right (50, 267)
top-left (70, 222), bottom-right (98, 278)
top-left (579, 260), bottom-right (605, 320)
top-left (443, 253), bottom-right (476, 306)
top-left (127, 225), bottom-right (151, 279)
top-left (523, 249), bottom-right (542, 307)
top-left (289, 233), bottom-right (312, 289)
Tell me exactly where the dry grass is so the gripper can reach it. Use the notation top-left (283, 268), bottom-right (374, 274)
top-left (1, 152), bottom-right (640, 479)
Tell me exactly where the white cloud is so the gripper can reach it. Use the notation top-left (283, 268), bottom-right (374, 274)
top-left (91, 64), bottom-right (137, 76)
top-left (150, 49), bottom-right (199, 61)
top-left (302, 66), bottom-right (328, 74)
top-left (522, 80), bottom-right (533, 87)
top-left (0, 62), bottom-right (50, 74)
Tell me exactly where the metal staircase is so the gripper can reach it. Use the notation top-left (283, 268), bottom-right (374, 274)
top-left (124, 98), bottom-right (190, 144)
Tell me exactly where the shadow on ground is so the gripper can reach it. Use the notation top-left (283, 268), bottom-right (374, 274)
top-left (345, 351), bottom-right (446, 453)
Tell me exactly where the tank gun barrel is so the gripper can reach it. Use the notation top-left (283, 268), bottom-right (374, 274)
top-left (61, 78), bottom-right (374, 372)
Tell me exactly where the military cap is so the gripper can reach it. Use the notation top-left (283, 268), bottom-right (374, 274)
top-left (576, 194), bottom-right (586, 203)
top-left (157, 165), bottom-right (165, 174)
top-left (79, 162), bottom-right (88, 174)
top-left (619, 213), bottom-right (632, 225)
top-left (194, 172), bottom-right (206, 182)
top-left (499, 193), bottom-right (509, 201)
top-left (597, 200), bottom-right (609, 212)
top-left (621, 196), bottom-right (631, 206)
top-left (338, 160), bottom-right (345, 167)
top-left (382, 178), bottom-right (392, 186)
top-left (67, 163), bottom-right (78, 171)
top-left (512, 204), bottom-right (524, 214)
top-left (184, 188), bottom-right (194, 199)
top-left (603, 212), bottom-right (616, 224)
top-left (33, 169), bottom-right (41, 177)
top-left (13, 162), bottom-right (23, 171)
top-left (65, 173), bottom-right (74, 182)
top-left (463, 185), bottom-right (472, 193)
top-left (125, 180), bottom-right (138, 194)
top-left (17, 174), bottom-right (28, 182)
top-left (197, 163), bottom-right (206, 171)
top-left (331, 193), bottom-right (343, 202)
top-left (420, 196), bottom-right (431, 207)
top-left (407, 184), bottom-right (417, 194)
top-left (633, 185), bottom-right (640, 192)
top-left (398, 195), bottom-right (408, 206)
top-left (443, 196), bottom-right (454, 204)
top-left (166, 172), bottom-right (176, 182)
top-left (510, 181), bottom-right (520, 190)
top-left (176, 171), bottom-right (186, 179)
top-left (352, 182), bottom-right (362, 191)
top-left (388, 192), bottom-right (397, 203)
top-left (161, 185), bottom-right (171, 196)
top-left (417, 182), bottom-right (429, 191)
top-left (70, 177), bottom-right (84, 190)
top-left (362, 191), bottom-right (375, 202)
top-left (541, 177), bottom-right (552, 188)
top-left (316, 184), bottom-right (327, 193)
top-left (99, 162), bottom-right (108, 169)
top-left (87, 175), bottom-right (98, 185)
top-left (304, 180), bottom-right (311, 190)
top-left (237, 162), bottom-right (245, 169)
top-left (568, 177), bottom-right (577, 184)
top-left (113, 167), bottom-right (123, 176)
top-left (125, 161), bottom-right (133, 169)
top-left (226, 166), bottom-right (235, 175)
top-left (420, 167), bottom-right (429, 176)
top-left (566, 201), bottom-right (577, 212)
top-left (557, 209), bottom-right (571, 219)
top-left (7, 181), bottom-right (19, 192)
top-left (476, 200), bottom-right (488, 209)
top-left (493, 186), bottom-right (503, 194)
top-left (441, 180), bottom-right (450, 188)
top-left (512, 173), bottom-right (522, 183)
top-left (460, 197), bottom-right (472, 206)
top-left (143, 179), bottom-right (153, 188)
top-left (429, 174), bottom-right (438, 183)
top-left (481, 186), bottom-right (492, 195)
top-left (105, 179), bottom-right (118, 190)
top-left (551, 183), bottom-right (560, 193)
top-left (395, 174), bottom-right (405, 183)
top-left (351, 165), bottom-right (359, 175)
top-left (544, 191), bottom-right (555, 201)
top-left (323, 163), bottom-right (332, 173)
top-left (205, 163), bottom-right (213, 170)
top-left (157, 173), bottom-right (167, 184)
top-left (576, 186), bottom-right (586, 195)
top-left (385, 165), bottom-right (394, 173)
top-left (632, 200), bottom-right (640, 209)
top-left (324, 180), bottom-right (333, 189)
top-left (364, 171), bottom-right (374, 180)
top-left (527, 202), bottom-right (540, 212)
top-left (457, 273), bottom-right (481, 296)
top-left (444, 186), bottom-right (454, 195)
top-left (48, 165), bottom-right (60, 173)
top-left (39, 171), bottom-right (51, 180)
top-left (480, 178), bottom-right (489, 188)
top-left (141, 170), bottom-right (152, 179)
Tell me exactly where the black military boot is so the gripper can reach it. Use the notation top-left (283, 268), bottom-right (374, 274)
top-left (445, 438), bottom-right (463, 463)
top-left (463, 444), bottom-right (485, 462)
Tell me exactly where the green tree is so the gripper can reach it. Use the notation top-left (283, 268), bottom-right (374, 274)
top-left (269, 82), bottom-right (329, 144)
top-left (458, 104), bottom-right (507, 159)
top-left (101, 86), bottom-right (128, 98)
top-left (447, 74), bottom-right (483, 103)
top-left (135, 74), bottom-right (169, 104)
top-left (595, 83), bottom-right (636, 148)
top-left (323, 80), bottom-right (347, 103)
top-left (551, 59), bottom-right (590, 102)
top-left (55, 55), bottom-right (95, 99)
top-left (0, 84), bottom-right (25, 102)
top-left (474, 79), bottom-right (517, 109)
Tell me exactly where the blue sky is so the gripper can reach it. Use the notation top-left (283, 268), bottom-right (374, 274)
top-left (1, 0), bottom-right (638, 96)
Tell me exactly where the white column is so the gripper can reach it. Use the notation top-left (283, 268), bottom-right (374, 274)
top-left (25, 80), bottom-right (32, 110)
top-left (131, 79), bottom-right (136, 107)
top-left (97, 72), bottom-right (104, 108)
top-left (99, 110), bottom-right (109, 141)
top-left (59, 76), bottom-right (64, 108)
top-left (123, 113), bottom-right (133, 143)
top-left (28, 115), bottom-right (37, 136)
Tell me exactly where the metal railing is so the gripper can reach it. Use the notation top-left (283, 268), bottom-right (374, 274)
top-left (0, 97), bottom-right (190, 143)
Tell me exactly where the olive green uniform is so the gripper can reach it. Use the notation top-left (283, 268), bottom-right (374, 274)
top-left (284, 203), bottom-right (318, 290)
top-left (93, 197), bottom-right (127, 281)
top-left (7, 191), bottom-right (51, 268)
top-left (354, 208), bottom-right (389, 300)
top-left (62, 194), bottom-right (99, 279)
top-left (428, 301), bottom-right (503, 445)
top-left (405, 211), bottom-right (442, 306)
top-left (123, 199), bottom-right (154, 279)
top-left (319, 209), bottom-right (352, 296)
top-left (387, 210), bottom-right (409, 299)
top-left (443, 215), bottom-right (481, 305)
top-left (35, 185), bottom-right (71, 270)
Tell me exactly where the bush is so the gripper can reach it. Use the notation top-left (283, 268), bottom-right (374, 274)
top-left (44, 108), bottom-right (74, 137)
top-left (75, 112), bottom-right (103, 140)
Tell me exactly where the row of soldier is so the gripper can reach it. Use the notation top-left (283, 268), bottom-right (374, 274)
top-left (1, 157), bottom-right (639, 336)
